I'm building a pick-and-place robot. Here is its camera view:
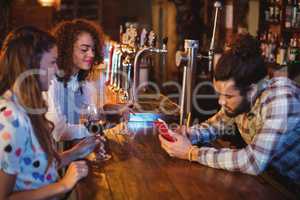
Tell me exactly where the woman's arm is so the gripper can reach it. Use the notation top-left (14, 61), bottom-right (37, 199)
top-left (0, 170), bottom-right (66, 200)
top-left (58, 136), bottom-right (100, 168)
top-left (0, 161), bottom-right (88, 200)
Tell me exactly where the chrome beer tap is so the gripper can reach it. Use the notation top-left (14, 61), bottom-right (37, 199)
top-left (119, 54), bottom-right (132, 102)
top-left (175, 1), bottom-right (222, 125)
top-left (131, 31), bottom-right (168, 103)
top-left (208, 1), bottom-right (222, 72)
top-left (110, 44), bottom-right (121, 91)
top-left (176, 40), bottom-right (199, 126)
top-left (105, 41), bottom-right (114, 84)
top-left (118, 25), bottom-right (138, 102)
top-left (109, 45), bottom-right (117, 87)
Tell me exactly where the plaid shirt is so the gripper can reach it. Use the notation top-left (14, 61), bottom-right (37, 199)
top-left (189, 77), bottom-right (300, 182)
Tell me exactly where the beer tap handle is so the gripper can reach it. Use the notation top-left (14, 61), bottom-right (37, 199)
top-left (122, 28), bottom-right (130, 45)
top-left (208, 1), bottom-right (222, 72)
top-left (175, 50), bottom-right (188, 67)
top-left (128, 26), bottom-right (138, 48)
top-left (119, 25), bottom-right (124, 43)
top-left (162, 37), bottom-right (168, 50)
top-left (140, 28), bottom-right (148, 48)
top-left (148, 31), bottom-right (156, 47)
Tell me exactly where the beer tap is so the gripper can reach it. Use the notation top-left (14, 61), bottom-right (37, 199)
top-left (108, 25), bottom-right (125, 90)
top-left (176, 40), bottom-right (199, 126)
top-left (208, 1), bottom-right (222, 72)
top-left (140, 28), bottom-right (148, 48)
top-left (110, 44), bottom-right (122, 92)
top-left (119, 55), bottom-right (132, 102)
top-left (118, 25), bottom-right (138, 102)
top-left (175, 1), bottom-right (222, 126)
top-left (131, 31), bottom-right (168, 103)
top-left (109, 45), bottom-right (116, 87)
top-left (105, 41), bottom-right (114, 84)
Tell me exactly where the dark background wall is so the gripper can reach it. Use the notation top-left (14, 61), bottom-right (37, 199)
top-left (0, 0), bottom-right (255, 86)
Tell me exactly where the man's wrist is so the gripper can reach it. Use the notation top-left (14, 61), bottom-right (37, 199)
top-left (188, 145), bottom-right (199, 162)
top-left (186, 128), bottom-right (199, 145)
top-left (191, 147), bottom-right (200, 162)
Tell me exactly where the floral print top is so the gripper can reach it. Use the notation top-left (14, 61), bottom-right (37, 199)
top-left (0, 93), bottom-right (59, 191)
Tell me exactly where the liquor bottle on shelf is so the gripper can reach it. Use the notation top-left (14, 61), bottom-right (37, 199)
top-left (268, 33), bottom-right (278, 63)
top-left (260, 32), bottom-right (271, 62)
top-left (293, 42), bottom-right (300, 63)
top-left (275, 0), bottom-right (282, 23)
top-left (259, 1), bottom-right (300, 68)
top-left (276, 39), bottom-right (288, 65)
top-left (288, 37), bottom-right (300, 63)
top-left (267, 0), bottom-right (273, 22)
top-left (266, 0), bottom-right (282, 23)
top-left (260, 32), bottom-right (268, 58)
top-left (265, 1), bottom-right (270, 22)
top-left (270, 0), bottom-right (276, 23)
top-left (297, 2), bottom-right (300, 28)
top-left (288, 38), bottom-right (296, 62)
top-left (286, 0), bottom-right (293, 28)
top-left (258, 32), bottom-right (299, 66)
top-left (292, 0), bottom-right (298, 28)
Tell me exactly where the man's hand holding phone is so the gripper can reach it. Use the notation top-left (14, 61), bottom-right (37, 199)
top-left (154, 119), bottom-right (176, 142)
top-left (156, 119), bottom-right (195, 160)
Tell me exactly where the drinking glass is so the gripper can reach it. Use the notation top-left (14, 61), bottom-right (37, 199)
top-left (85, 104), bottom-right (112, 162)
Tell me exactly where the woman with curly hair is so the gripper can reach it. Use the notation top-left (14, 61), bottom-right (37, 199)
top-left (48, 19), bottom-right (105, 141)
top-left (0, 26), bottom-right (99, 199)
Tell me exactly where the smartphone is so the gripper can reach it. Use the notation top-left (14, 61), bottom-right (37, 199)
top-left (154, 120), bottom-right (176, 142)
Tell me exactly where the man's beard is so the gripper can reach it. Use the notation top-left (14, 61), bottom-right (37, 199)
top-left (224, 98), bottom-right (251, 118)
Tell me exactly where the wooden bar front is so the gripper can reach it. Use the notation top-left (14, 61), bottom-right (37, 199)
top-left (76, 120), bottom-right (287, 200)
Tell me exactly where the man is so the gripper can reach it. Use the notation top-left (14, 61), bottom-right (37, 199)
top-left (159, 34), bottom-right (300, 182)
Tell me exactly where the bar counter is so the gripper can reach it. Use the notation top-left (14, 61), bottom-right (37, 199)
top-left (75, 119), bottom-right (287, 200)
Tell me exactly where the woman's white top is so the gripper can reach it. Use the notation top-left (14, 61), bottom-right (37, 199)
top-left (45, 73), bottom-right (102, 141)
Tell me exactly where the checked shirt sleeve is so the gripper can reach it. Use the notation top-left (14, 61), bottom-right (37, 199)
top-left (188, 108), bottom-right (236, 145)
top-left (194, 87), bottom-right (299, 175)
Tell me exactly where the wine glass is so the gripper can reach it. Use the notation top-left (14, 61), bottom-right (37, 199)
top-left (119, 104), bottom-right (132, 135)
top-left (85, 104), bottom-right (112, 162)
top-left (103, 103), bottom-right (132, 135)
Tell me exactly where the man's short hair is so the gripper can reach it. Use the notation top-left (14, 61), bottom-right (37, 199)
top-left (214, 34), bottom-right (267, 93)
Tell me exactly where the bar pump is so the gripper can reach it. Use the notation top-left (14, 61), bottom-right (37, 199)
top-left (175, 1), bottom-right (222, 125)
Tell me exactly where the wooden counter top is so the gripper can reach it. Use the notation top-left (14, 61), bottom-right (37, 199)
top-left (75, 68), bottom-right (296, 199)
top-left (75, 121), bottom-right (287, 200)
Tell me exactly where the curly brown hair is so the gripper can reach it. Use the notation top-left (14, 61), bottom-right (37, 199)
top-left (51, 19), bottom-right (104, 86)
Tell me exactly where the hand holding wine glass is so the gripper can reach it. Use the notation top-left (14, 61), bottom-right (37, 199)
top-left (85, 104), bottom-right (111, 162)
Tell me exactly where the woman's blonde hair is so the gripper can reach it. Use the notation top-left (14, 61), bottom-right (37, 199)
top-left (0, 26), bottom-right (60, 170)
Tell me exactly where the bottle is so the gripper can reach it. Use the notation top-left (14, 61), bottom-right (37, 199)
top-left (288, 38), bottom-right (299, 63)
top-left (286, 0), bottom-right (293, 28)
top-left (296, 1), bottom-right (300, 28)
top-left (265, 2), bottom-right (270, 22)
top-left (292, 0), bottom-right (299, 27)
top-left (276, 40), bottom-right (287, 65)
top-left (119, 25), bottom-right (124, 43)
top-left (264, 32), bottom-right (271, 61)
top-left (274, 0), bottom-right (282, 23)
top-left (260, 33), bottom-right (268, 59)
top-left (293, 38), bottom-right (300, 64)
top-left (268, 34), bottom-right (277, 63)
top-left (269, 0), bottom-right (276, 22)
